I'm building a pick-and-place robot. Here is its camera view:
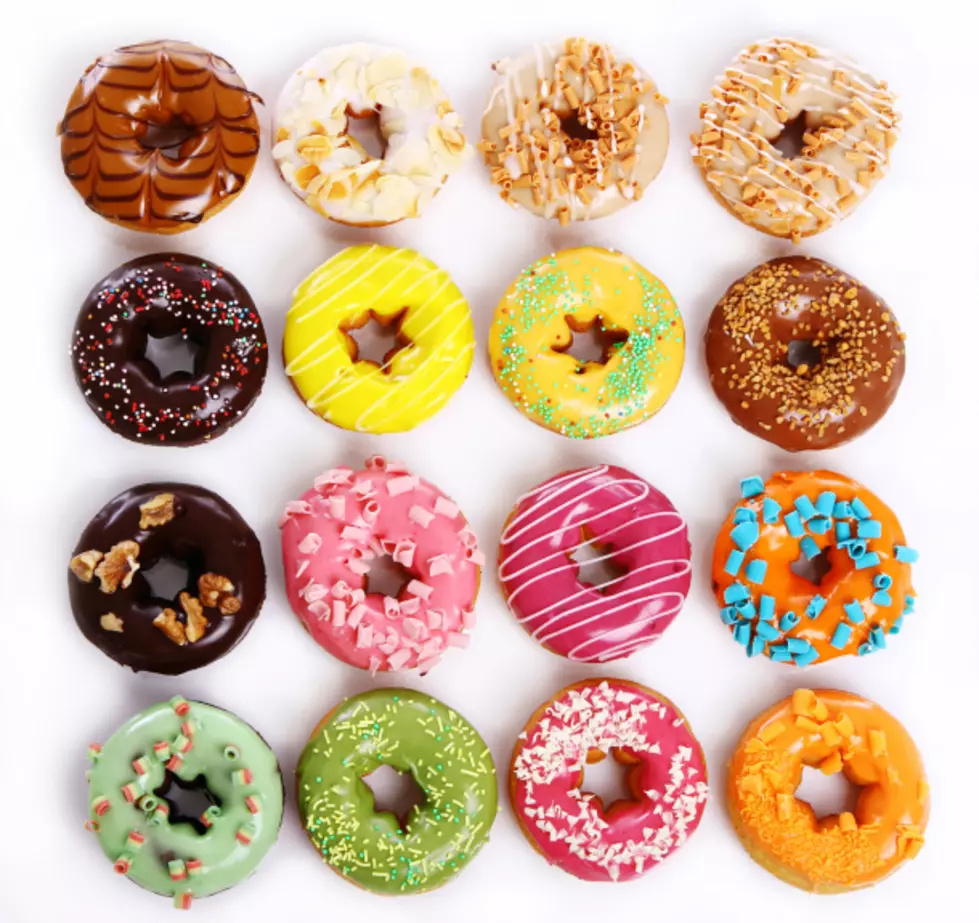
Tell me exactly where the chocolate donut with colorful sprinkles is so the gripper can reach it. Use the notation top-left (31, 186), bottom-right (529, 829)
top-left (71, 253), bottom-right (268, 446)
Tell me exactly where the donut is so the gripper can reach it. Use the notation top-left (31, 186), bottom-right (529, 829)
top-left (283, 245), bottom-right (474, 433)
top-left (510, 679), bottom-right (708, 882)
top-left (711, 471), bottom-right (917, 666)
top-left (691, 38), bottom-right (900, 241)
top-left (705, 256), bottom-right (906, 451)
top-left (280, 456), bottom-right (482, 674)
top-left (488, 247), bottom-right (684, 438)
top-left (59, 41), bottom-right (261, 233)
top-left (69, 483), bottom-right (266, 674)
top-left (272, 43), bottom-right (469, 226)
top-left (499, 465), bottom-right (691, 662)
top-left (480, 37), bottom-right (668, 223)
top-left (72, 254), bottom-right (269, 446)
top-left (85, 696), bottom-right (283, 909)
top-left (728, 688), bottom-right (928, 892)
top-left (296, 688), bottom-right (497, 894)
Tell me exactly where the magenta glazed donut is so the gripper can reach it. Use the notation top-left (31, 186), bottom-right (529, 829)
top-left (510, 678), bottom-right (708, 882)
top-left (280, 456), bottom-right (483, 674)
top-left (498, 465), bottom-right (691, 662)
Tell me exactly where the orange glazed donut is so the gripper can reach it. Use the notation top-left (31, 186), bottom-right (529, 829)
top-left (728, 688), bottom-right (928, 893)
top-left (711, 471), bottom-right (917, 665)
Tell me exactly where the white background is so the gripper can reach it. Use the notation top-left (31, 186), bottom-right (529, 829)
top-left (3, 1), bottom-right (977, 920)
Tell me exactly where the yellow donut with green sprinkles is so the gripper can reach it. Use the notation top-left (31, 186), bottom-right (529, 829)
top-left (488, 247), bottom-right (684, 438)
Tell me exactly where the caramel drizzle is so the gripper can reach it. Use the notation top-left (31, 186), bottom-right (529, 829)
top-left (60, 41), bottom-right (261, 228)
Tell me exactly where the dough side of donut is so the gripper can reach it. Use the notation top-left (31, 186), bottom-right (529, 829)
top-left (692, 38), bottom-right (900, 240)
top-left (272, 43), bottom-right (469, 226)
top-left (481, 37), bottom-right (668, 222)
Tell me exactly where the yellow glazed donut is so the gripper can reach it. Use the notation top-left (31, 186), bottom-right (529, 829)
top-left (284, 245), bottom-right (475, 433)
top-left (691, 38), bottom-right (900, 241)
top-left (488, 247), bottom-right (684, 438)
top-left (272, 43), bottom-right (469, 227)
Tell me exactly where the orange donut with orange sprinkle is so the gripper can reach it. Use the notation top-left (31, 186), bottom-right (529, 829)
top-left (728, 688), bottom-right (928, 892)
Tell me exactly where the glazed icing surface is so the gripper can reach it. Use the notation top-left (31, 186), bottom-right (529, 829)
top-left (273, 43), bottom-right (469, 226)
top-left (728, 689), bottom-right (928, 892)
top-left (499, 465), bottom-right (691, 662)
top-left (488, 248), bottom-right (684, 438)
top-left (284, 245), bottom-right (475, 434)
top-left (281, 457), bottom-right (481, 673)
top-left (297, 688), bottom-right (497, 894)
top-left (511, 679), bottom-right (708, 882)
top-left (86, 698), bottom-right (283, 909)
top-left (691, 38), bottom-right (900, 240)
top-left (481, 37), bottom-right (668, 223)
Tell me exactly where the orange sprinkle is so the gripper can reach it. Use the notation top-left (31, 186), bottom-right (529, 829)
top-left (819, 751), bottom-right (843, 775)
top-left (839, 812), bottom-right (858, 832)
top-left (869, 729), bottom-right (888, 758)
top-left (819, 722), bottom-right (843, 748)
top-left (758, 720), bottom-right (787, 744)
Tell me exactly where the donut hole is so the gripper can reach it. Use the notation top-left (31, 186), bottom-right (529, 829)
top-left (345, 107), bottom-right (386, 161)
top-left (786, 339), bottom-right (824, 376)
top-left (362, 764), bottom-right (426, 831)
top-left (364, 553), bottom-right (413, 599)
top-left (790, 546), bottom-right (833, 587)
top-left (141, 554), bottom-right (194, 603)
top-left (558, 110), bottom-right (600, 145)
top-left (153, 770), bottom-right (222, 836)
top-left (137, 110), bottom-right (198, 160)
top-left (342, 309), bottom-right (411, 373)
top-left (144, 332), bottom-right (202, 380)
top-left (569, 535), bottom-right (628, 594)
top-left (579, 748), bottom-right (636, 813)
top-left (772, 112), bottom-right (811, 160)
top-left (795, 765), bottom-right (860, 822)
top-left (553, 315), bottom-right (629, 374)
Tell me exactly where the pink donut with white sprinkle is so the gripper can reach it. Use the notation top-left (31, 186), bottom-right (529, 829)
top-left (510, 678), bottom-right (708, 882)
top-left (280, 456), bottom-right (482, 673)
top-left (498, 465), bottom-right (691, 662)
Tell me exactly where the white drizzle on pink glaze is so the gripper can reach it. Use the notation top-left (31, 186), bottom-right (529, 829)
top-left (280, 457), bottom-right (481, 673)
top-left (498, 466), bottom-right (691, 662)
top-left (511, 679), bottom-right (708, 881)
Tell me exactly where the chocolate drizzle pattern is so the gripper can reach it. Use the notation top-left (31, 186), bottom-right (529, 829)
top-left (71, 253), bottom-right (268, 446)
top-left (59, 40), bottom-right (261, 232)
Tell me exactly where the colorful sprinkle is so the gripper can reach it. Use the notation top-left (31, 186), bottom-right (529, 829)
top-left (232, 768), bottom-right (253, 786)
top-left (153, 741), bottom-right (171, 761)
top-left (87, 743), bottom-right (102, 762)
top-left (731, 521), bottom-right (760, 551)
top-left (113, 855), bottom-right (133, 875)
top-left (224, 745), bottom-right (241, 761)
top-left (856, 520), bottom-right (882, 539)
top-left (786, 637), bottom-right (811, 655)
top-left (870, 625), bottom-right (887, 649)
top-left (808, 517), bottom-right (831, 534)
top-left (830, 623), bottom-right (852, 649)
top-left (873, 573), bottom-right (893, 590)
top-left (793, 646), bottom-right (820, 667)
top-left (169, 859), bottom-right (187, 881)
top-left (724, 583), bottom-right (750, 604)
top-left (844, 600), bottom-right (866, 624)
top-left (92, 796), bottom-right (111, 817)
top-left (121, 783), bottom-right (141, 803)
top-left (169, 696), bottom-right (190, 716)
top-left (236, 823), bottom-right (255, 846)
top-left (125, 831), bottom-right (146, 851)
top-left (855, 551), bottom-right (881, 570)
top-left (799, 536), bottom-right (821, 560)
top-left (720, 606), bottom-right (739, 625)
top-left (747, 635), bottom-right (766, 657)
top-left (745, 559), bottom-right (767, 584)
top-left (835, 521), bottom-right (851, 543)
top-left (794, 496), bottom-right (817, 521)
top-left (783, 511), bottom-right (804, 537)
top-left (740, 476), bottom-right (765, 498)
top-left (187, 859), bottom-right (203, 878)
top-left (724, 550), bottom-right (745, 577)
top-left (815, 492), bottom-right (836, 517)
top-left (733, 621), bottom-right (752, 646)
top-left (174, 892), bottom-right (193, 911)
top-left (759, 595), bottom-right (776, 621)
top-left (762, 498), bottom-right (781, 524)
top-left (779, 612), bottom-right (800, 632)
top-left (755, 621), bottom-right (779, 642)
top-left (850, 497), bottom-right (872, 520)
top-left (132, 756), bottom-right (150, 776)
top-left (805, 595), bottom-right (826, 619)
top-left (769, 644), bottom-right (793, 663)
top-left (894, 545), bottom-right (919, 563)
top-left (244, 796), bottom-right (261, 815)
top-left (871, 590), bottom-right (892, 607)
top-left (734, 507), bottom-right (757, 524)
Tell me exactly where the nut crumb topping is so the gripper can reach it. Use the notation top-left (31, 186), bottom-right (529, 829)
top-left (153, 609), bottom-right (186, 645)
top-left (70, 550), bottom-right (103, 583)
top-left (100, 613), bottom-right (124, 633)
top-left (180, 592), bottom-right (209, 643)
top-left (139, 493), bottom-right (176, 529)
top-left (199, 573), bottom-right (240, 614)
top-left (94, 541), bottom-right (141, 594)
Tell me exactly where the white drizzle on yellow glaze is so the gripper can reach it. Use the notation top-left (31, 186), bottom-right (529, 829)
top-left (284, 245), bottom-right (475, 434)
top-left (273, 43), bottom-right (470, 226)
top-left (480, 38), bottom-right (668, 223)
top-left (691, 38), bottom-right (900, 241)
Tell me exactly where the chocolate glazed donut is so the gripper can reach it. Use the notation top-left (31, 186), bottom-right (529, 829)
top-left (705, 256), bottom-right (906, 451)
top-left (72, 254), bottom-right (268, 446)
top-left (68, 484), bottom-right (266, 675)
top-left (59, 40), bottom-right (261, 233)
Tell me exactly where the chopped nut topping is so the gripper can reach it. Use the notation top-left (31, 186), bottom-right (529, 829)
top-left (94, 541), bottom-right (141, 594)
top-left (153, 609), bottom-right (187, 645)
top-left (70, 550), bottom-right (103, 583)
top-left (180, 593), bottom-right (209, 643)
top-left (139, 493), bottom-right (176, 530)
top-left (100, 613), bottom-right (124, 633)
top-left (198, 573), bottom-right (240, 615)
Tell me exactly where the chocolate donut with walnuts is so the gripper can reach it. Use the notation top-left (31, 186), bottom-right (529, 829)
top-left (705, 256), bottom-right (906, 451)
top-left (69, 484), bottom-right (265, 674)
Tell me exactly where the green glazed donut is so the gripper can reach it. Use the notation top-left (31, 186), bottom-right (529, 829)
top-left (296, 688), bottom-right (497, 894)
top-left (86, 696), bottom-right (283, 909)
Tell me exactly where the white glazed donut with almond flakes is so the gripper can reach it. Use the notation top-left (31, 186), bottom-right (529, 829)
top-left (272, 43), bottom-right (470, 226)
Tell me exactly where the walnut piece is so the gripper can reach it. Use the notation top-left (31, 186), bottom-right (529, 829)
top-left (94, 541), bottom-right (140, 594)
top-left (100, 613), bottom-right (124, 633)
top-left (180, 593), bottom-right (209, 643)
top-left (139, 493), bottom-right (177, 530)
top-left (153, 609), bottom-right (187, 645)
top-left (198, 573), bottom-right (240, 615)
top-left (70, 550), bottom-right (104, 583)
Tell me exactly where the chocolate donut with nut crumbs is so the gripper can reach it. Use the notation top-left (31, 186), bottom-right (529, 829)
top-left (705, 256), bottom-right (905, 451)
top-left (68, 484), bottom-right (265, 674)
top-left (71, 254), bottom-right (268, 446)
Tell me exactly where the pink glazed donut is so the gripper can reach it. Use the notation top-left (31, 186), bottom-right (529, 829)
top-left (498, 465), bottom-right (691, 662)
top-left (280, 456), bottom-right (483, 673)
top-left (511, 678), bottom-right (708, 882)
